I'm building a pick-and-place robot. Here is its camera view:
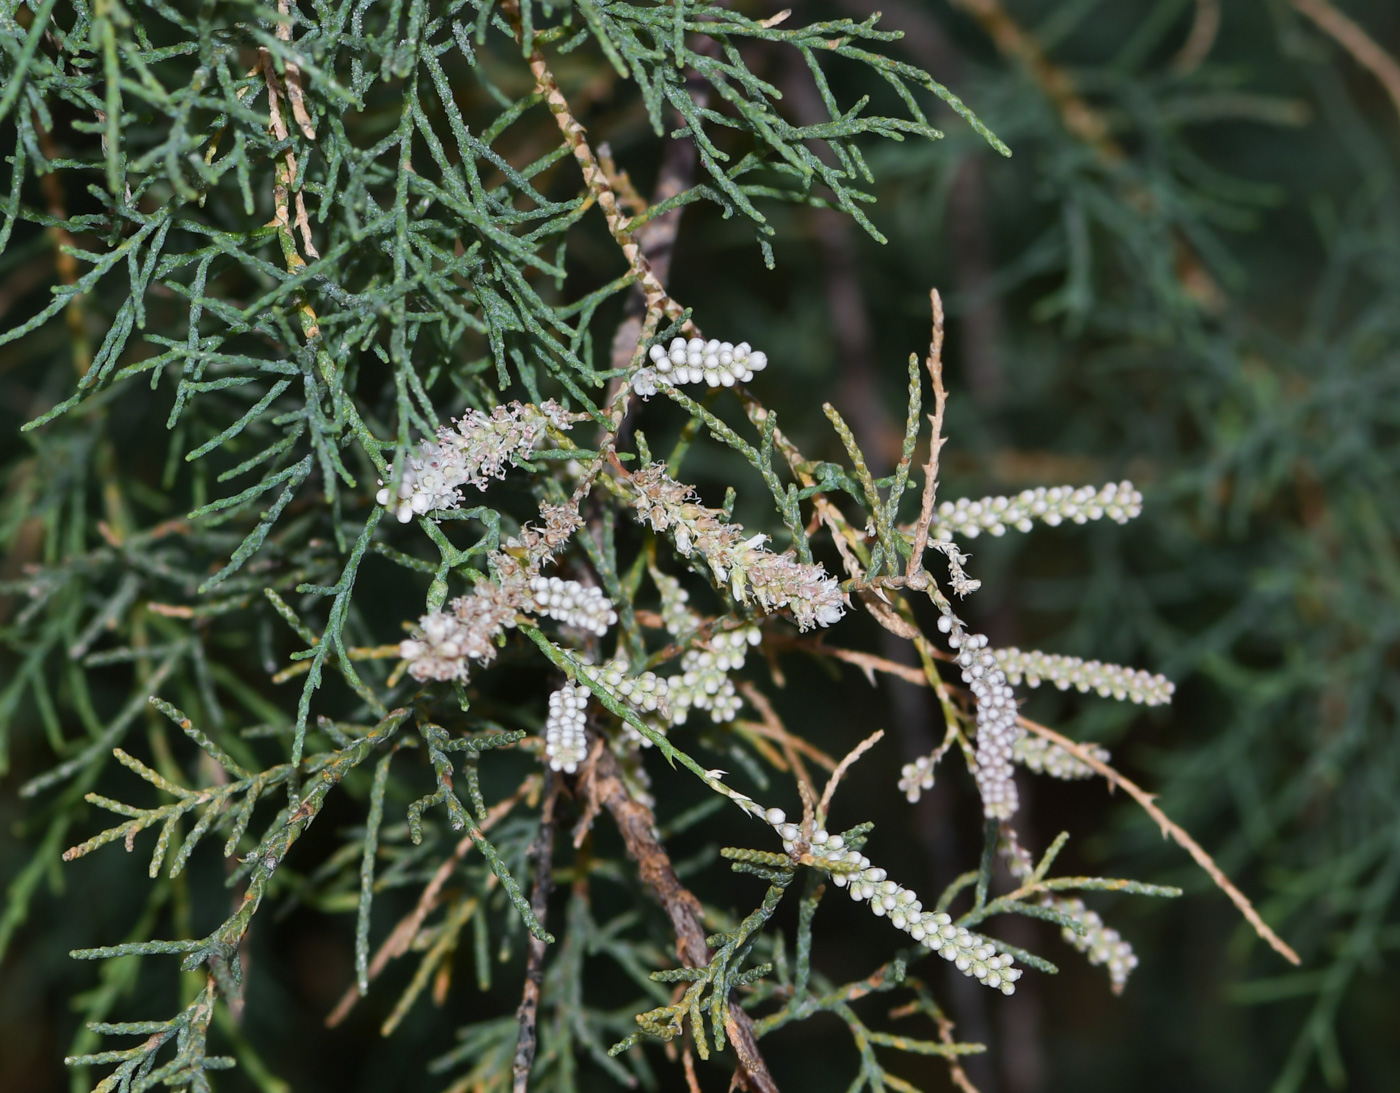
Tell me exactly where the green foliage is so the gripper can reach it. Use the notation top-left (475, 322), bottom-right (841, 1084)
top-left (3, 2), bottom-right (1396, 1093)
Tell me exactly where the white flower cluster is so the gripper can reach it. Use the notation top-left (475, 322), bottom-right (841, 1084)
top-left (606, 625), bottom-right (760, 750)
top-left (646, 336), bottom-right (769, 388)
top-left (1002, 838), bottom-right (1136, 993)
top-left (630, 464), bottom-right (846, 631)
top-left (669, 626), bottom-right (760, 725)
top-left (938, 612), bottom-right (1022, 820)
top-left (1055, 896), bottom-right (1138, 993)
top-left (399, 505), bottom-right (600, 686)
top-left (898, 753), bottom-right (938, 803)
top-left (399, 593), bottom-right (520, 682)
top-left (399, 612), bottom-right (474, 683)
top-left (597, 656), bottom-right (670, 717)
top-left (545, 683), bottom-right (591, 774)
top-left (762, 808), bottom-right (1022, 995)
top-left (598, 570), bottom-right (755, 742)
top-left (376, 400), bottom-right (575, 523)
top-left (929, 482), bottom-right (1143, 540)
top-left (995, 648), bottom-right (1175, 706)
top-left (653, 568), bottom-right (697, 638)
top-left (1013, 736), bottom-right (1109, 780)
top-left (528, 576), bottom-right (617, 637)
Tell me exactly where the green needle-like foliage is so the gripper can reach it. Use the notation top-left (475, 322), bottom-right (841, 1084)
top-left (3, 2), bottom-right (1392, 1093)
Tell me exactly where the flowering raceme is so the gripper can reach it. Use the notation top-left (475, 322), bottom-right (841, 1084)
top-left (645, 336), bottom-right (769, 387)
top-left (376, 400), bottom-right (580, 522)
top-left (930, 481), bottom-right (1144, 539)
top-left (762, 808), bottom-right (1022, 994)
top-left (626, 463), bottom-right (846, 631)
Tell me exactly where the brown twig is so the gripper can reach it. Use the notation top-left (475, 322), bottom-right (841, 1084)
top-left (1172, 0), bottom-right (1221, 74)
top-left (259, 44), bottom-right (319, 268)
top-left (737, 681), bottom-right (835, 779)
top-left (272, 0), bottom-right (317, 140)
top-left (933, 1004), bottom-right (983, 1093)
top-left (681, 1044), bottom-right (704, 1093)
top-left (1016, 715), bottom-right (1301, 965)
top-left (907, 289), bottom-right (949, 587)
top-left (512, 775), bottom-right (558, 1092)
top-left (586, 747), bottom-right (779, 1092)
top-left (1293, 0), bottom-right (1400, 126)
top-left (817, 729), bottom-right (885, 823)
top-left (502, 0), bottom-right (688, 331)
top-left (769, 635), bottom-right (940, 687)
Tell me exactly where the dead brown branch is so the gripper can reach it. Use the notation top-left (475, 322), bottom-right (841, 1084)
top-left (934, 1005), bottom-right (983, 1093)
top-left (586, 747), bottom-right (780, 1092)
top-left (907, 288), bottom-right (948, 586)
top-left (818, 730), bottom-right (885, 822)
top-left (1172, 0), bottom-right (1221, 74)
top-left (769, 635), bottom-right (938, 688)
top-left (512, 776), bottom-right (558, 1092)
top-left (1017, 715), bottom-right (1300, 965)
top-left (737, 682), bottom-right (836, 779)
top-left (1293, 0), bottom-right (1400, 126)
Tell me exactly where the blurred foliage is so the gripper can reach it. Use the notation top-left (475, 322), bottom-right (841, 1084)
top-left (3, 1), bottom-right (1399, 1093)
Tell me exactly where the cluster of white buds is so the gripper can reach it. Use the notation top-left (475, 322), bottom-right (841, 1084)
top-left (376, 400), bottom-right (577, 523)
top-left (898, 753), bottom-right (938, 803)
top-left (595, 571), bottom-right (763, 748)
top-left (929, 482), bottom-right (1143, 540)
top-left (397, 497), bottom-right (594, 686)
top-left (647, 337), bottom-right (769, 388)
top-left (597, 656), bottom-right (670, 716)
top-left (762, 808), bottom-right (1021, 994)
top-left (545, 683), bottom-right (591, 774)
top-left (1014, 736), bottom-right (1109, 780)
top-left (1002, 837), bottom-right (1136, 993)
top-left (652, 568), bottom-right (698, 638)
top-left (399, 612), bottom-right (474, 683)
top-left (937, 612), bottom-right (1022, 820)
top-left (668, 626), bottom-right (761, 725)
top-left (1055, 896), bottom-right (1138, 993)
top-left (528, 576), bottom-right (617, 637)
top-left (996, 648), bottom-right (1175, 706)
top-left (629, 465), bottom-right (846, 631)
top-left (399, 592), bottom-right (520, 682)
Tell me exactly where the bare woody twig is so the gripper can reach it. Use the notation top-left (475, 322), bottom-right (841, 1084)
top-left (1293, 0), bottom-right (1400, 126)
top-left (1016, 715), bottom-right (1301, 965)
top-left (513, 775), bottom-right (558, 1092)
top-left (1172, 0), bottom-right (1221, 74)
top-left (273, 0), bottom-right (317, 140)
top-left (260, 21), bottom-right (319, 267)
top-left (769, 636), bottom-right (937, 688)
top-left (738, 681), bottom-right (837, 777)
top-left (586, 746), bottom-right (780, 1093)
top-left (817, 729), bottom-right (885, 823)
top-left (906, 288), bottom-right (947, 587)
top-left (501, 0), bottom-right (688, 330)
top-left (934, 1005), bottom-right (983, 1093)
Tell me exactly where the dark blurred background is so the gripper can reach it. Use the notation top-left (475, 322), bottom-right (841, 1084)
top-left (4, 2), bottom-right (1399, 1092)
